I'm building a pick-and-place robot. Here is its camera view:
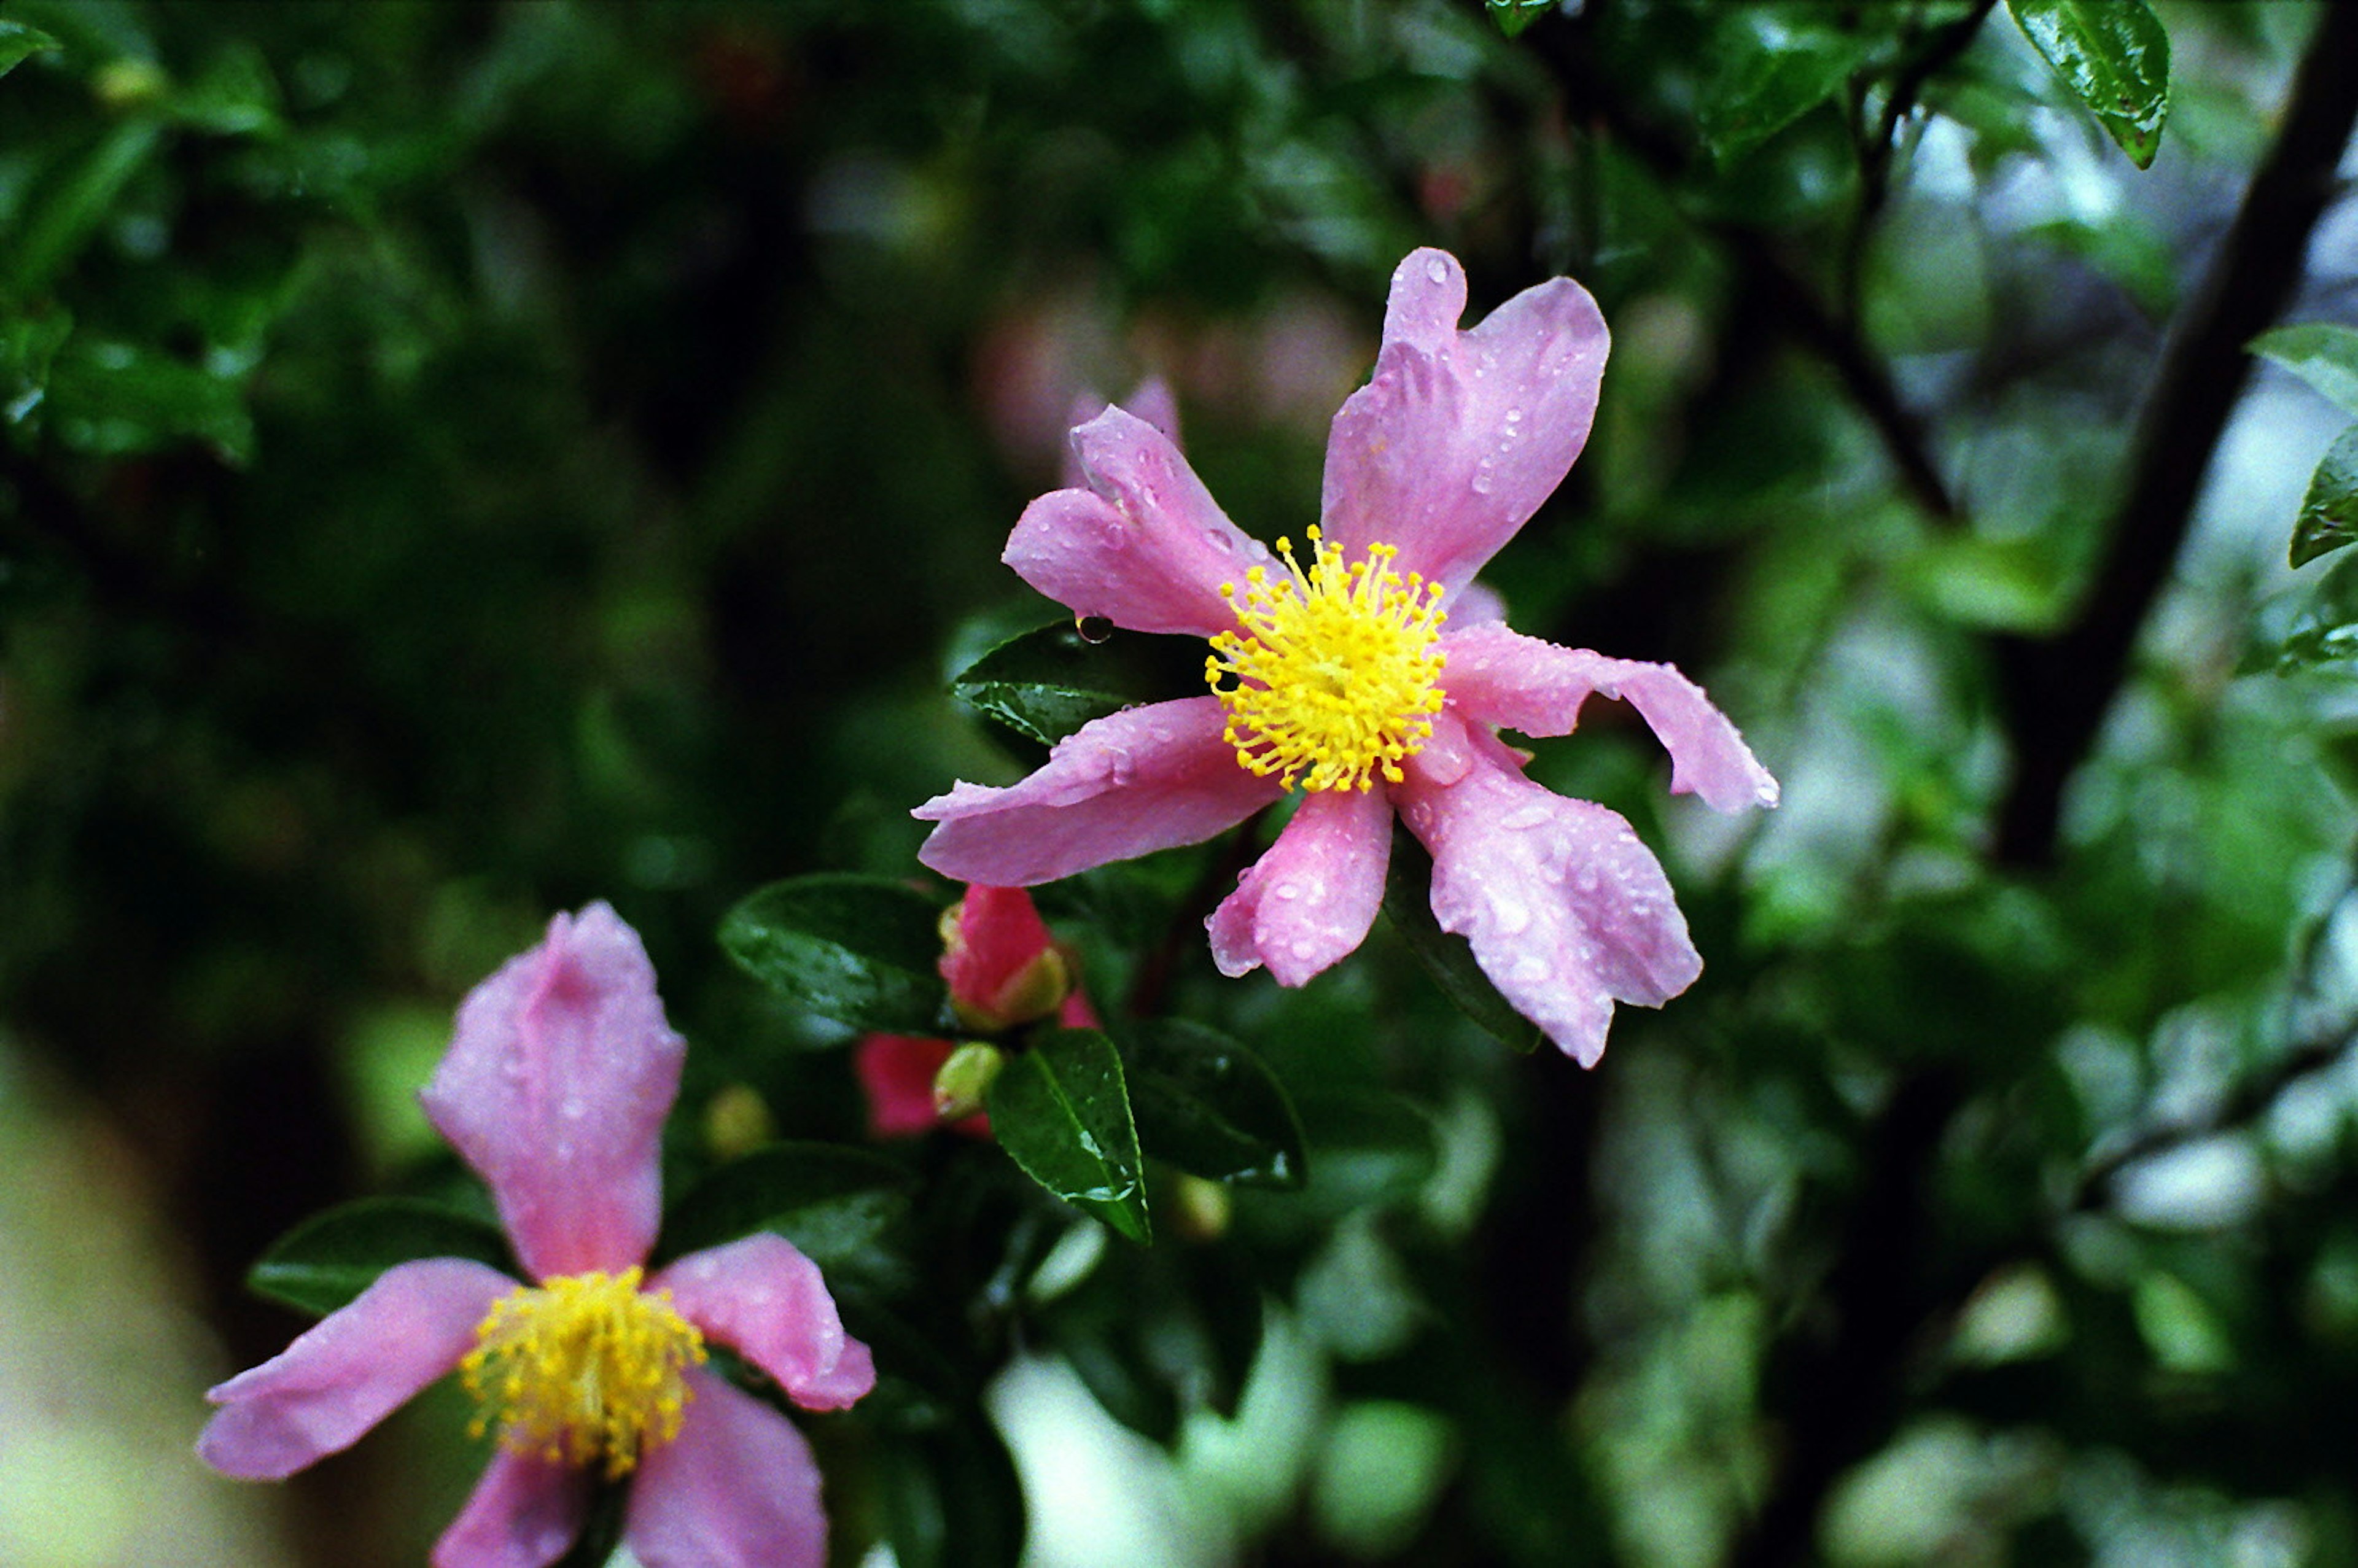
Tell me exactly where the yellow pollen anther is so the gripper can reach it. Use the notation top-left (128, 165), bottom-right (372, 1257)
top-left (1205, 527), bottom-right (1447, 793)
top-left (460, 1267), bottom-right (707, 1480)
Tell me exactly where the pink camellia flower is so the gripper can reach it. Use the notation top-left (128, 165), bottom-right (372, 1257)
top-left (914, 249), bottom-right (1778, 1066)
top-left (857, 884), bottom-right (1098, 1137)
top-left (198, 903), bottom-right (874, 1568)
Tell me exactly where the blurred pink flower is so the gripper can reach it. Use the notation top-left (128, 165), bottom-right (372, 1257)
top-left (857, 885), bottom-right (1097, 1138)
top-left (916, 249), bottom-right (1778, 1066)
top-left (198, 903), bottom-right (873, 1568)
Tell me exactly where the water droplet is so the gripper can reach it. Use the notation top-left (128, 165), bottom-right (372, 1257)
top-left (1425, 255), bottom-right (1449, 284)
top-left (1500, 805), bottom-right (1551, 831)
top-left (1488, 891), bottom-right (1531, 934)
top-left (1273, 882), bottom-right (1302, 901)
top-left (1503, 407), bottom-right (1522, 425)
top-left (1472, 462), bottom-right (1496, 497)
top-left (1076, 615), bottom-right (1115, 644)
top-left (1574, 867), bottom-right (1598, 893)
top-left (561, 1096), bottom-right (588, 1121)
top-left (1105, 748), bottom-right (1135, 785)
top-left (1510, 955), bottom-right (1551, 984)
top-left (1290, 938), bottom-right (1321, 961)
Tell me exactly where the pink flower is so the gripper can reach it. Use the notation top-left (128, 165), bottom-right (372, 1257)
top-left (198, 904), bottom-right (874, 1568)
top-left (914, 249), bottom-right (1778, 1066)
top-left (856, 885), bottom-right (1098, 1137)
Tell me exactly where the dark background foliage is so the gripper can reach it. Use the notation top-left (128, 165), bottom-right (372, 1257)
top-left (4, 2), bottom-right (2358, 1566)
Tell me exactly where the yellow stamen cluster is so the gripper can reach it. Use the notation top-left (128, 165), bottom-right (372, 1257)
top-left (1205, 527), bottom-right (1447, 792)
top-left (461, 1267), bottom-right (707, 1480)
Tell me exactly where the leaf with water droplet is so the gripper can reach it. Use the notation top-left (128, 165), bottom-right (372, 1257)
top-left (2008, 0), bottom-right (2170, 169)
top-left (989, 1028), bottom-right (1150, 1243)
top-left (1381, 828), bottom-right (1543, 1052)
top-left (720, 874), bottom-right (951, 1034)
top-left (249, 1197), bottom-right (515, 1317)
top-left (1119, 1019), bottom-right (1307, 1189)
top-left (2289, 424), bottom-right (2358, 570)
top-left (950, 619), bottom-right (1197, 748)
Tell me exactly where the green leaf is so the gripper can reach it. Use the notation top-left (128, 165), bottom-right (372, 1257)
top-left (1380, 829), bottom-right (1543, 1052)
top-left (0, 303), bottom-right (72, 425)
top-left (1485, 0), bottom-right (1554, 40)
top-left (2290, 424), bottom-right (2358, 570)
top-left (720, 874), bottom-right (950, 1034)
top-left (988, 1027), bottom-right (1151, 1243)
top-left (879, 1406), bottom-right (1028, 1568)
top-left (657, 1142), bottom-right (916, 1286)
top-left (1121, 1019), bottom-right (1307, 1188)
top-left (950, 619), bottom-right (1194, 748)
top-left (9, 119), bottom-right (163, 297)
top-left (44, 339), bottom-right (254, 464)
top-left (247, 1197), bottom-right (512, 1317)
top-left (2007, 0), bottom-right (2171, 169)
top-left (2247, 548), bottom-right (2358, 673)
top-left (2253, 324), bottom-right (2358, 421)
top-left (0, 18), bottom-right (60, 80)
top-left (1700, 8), bottom-right (1878, 167)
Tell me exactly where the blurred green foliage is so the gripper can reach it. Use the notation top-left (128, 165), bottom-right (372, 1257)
top-left (4, 2), bottom-right (2358, 1567)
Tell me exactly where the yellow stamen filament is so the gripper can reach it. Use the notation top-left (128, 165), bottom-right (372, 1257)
top-left (461, 1267), bottom-right (707, 1480)
top-left (1205, 527), bottom-right (1447, 792)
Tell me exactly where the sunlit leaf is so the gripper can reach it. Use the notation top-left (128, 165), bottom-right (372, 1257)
top-left (2253, 324), bottom-right (2358, 420)
top-left (247, 1197), bottom-right (512, 1317)
top-left (720, 874), bottom-right (950, 1034)
top-left (2007, 0), bottom-right (2171, 168)
top-left (989, 1027), bottom-right (1150, 1243)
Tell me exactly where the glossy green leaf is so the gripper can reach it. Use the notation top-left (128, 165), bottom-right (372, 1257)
top-left (1121, 1018), bottom-right (1307, 1188)
top-left (2007, 0), bottom-right (2170, 169)
top-left (949, 619), bottom-right (1158, 748)
top-left (1485, 0), bottom-right (1554, 41)
top-left (247, 1197), bottom-right (512, 1317)
top-left (43, 340), bottom-right (254, 464)
top-left (0, 18), bottom-right (60, 80)
top-left (989, 1027), bottom-right (1150, 1243)
top-left (2289, 424), bottom-right (2358, 570)
top-left (1381, 829), bottom-right (1543, 1052)
top-left (656, 1142), bottom-right (916, 1286)
top-left (1699, 8), bottom-right (1877, 167)
top-left (720, 874), bottom-right (949, 1034)
top-left (0, 303), bottom-right (72, 425)
top-left (2248, 549), bottom-right (2358, 673)
top-left (2253, 324), bottom-right (2358, 421)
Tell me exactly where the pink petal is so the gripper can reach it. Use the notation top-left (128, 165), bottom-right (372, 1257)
top-left (1440, 624), bottom-right (1779, 813)
top-left (655, 1233), bottom-right (876, 1412)
top-left (430, 1448), bottom-right (588, 1568)
top-left (855, 1034), bottom-right (960, 1138)
top-left (198, 1257), bottom-right (515, 1480)
top-left (914, 698), bottom-right (1283, 886)
top-left (1321, 249), bottom-right (1609, 594)
top-left (420, 903), bottom-right (684, 1280)
top-left (943, 885), bottom-right (1063, 1026)
top-left (1207, 786), bottom-right (1393, 987)
top-left (1061, 379), bottom-right (1181, 487)
top-left (1006, 406), bottom-right (1270, 637)
top-left (625, 1370), bottom-right (827, 1568)
top-left (1395, 715), bottom-right (1702, 1067)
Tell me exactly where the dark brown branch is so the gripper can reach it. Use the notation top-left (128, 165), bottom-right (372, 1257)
top-left (1993, 2), bottom-right (2358, 866)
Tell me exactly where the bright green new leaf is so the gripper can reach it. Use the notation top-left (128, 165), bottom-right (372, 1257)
top-left (720, 874), bottom-right (950, 1034)
top-left (2289, 424), bottom-right (2358, 570)
top-left (2007, 0), bottom-right (2171, 169)
top-left (988, 1027), bottom-right (1150, 1243)
top-left (247, 1197), bottom-right (513, 1318)
top-left (2253, 324), bottom-right (2358, 421)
